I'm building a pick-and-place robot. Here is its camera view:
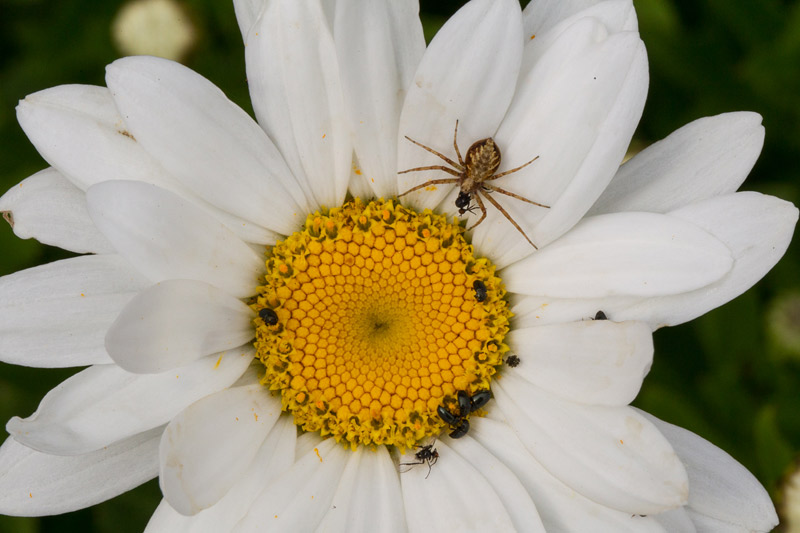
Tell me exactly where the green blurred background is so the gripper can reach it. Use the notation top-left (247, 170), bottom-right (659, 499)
top-left (1, 0), bottom-right (799, 531)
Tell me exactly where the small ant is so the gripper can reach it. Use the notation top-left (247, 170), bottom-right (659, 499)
top-left (506, 354), bottom-right (520, 367)
top-left (397, 120), bottom-right (549, 248)
top-left (593, 310), bottom-right (608, 321)
top-left (473, 279), bottom-right (487, 302)
top-left (399, 442), bottom-right (439, 479)
top-left (437, 389), bottom-right (492, 439)
top-left (259, 308), bottom-right (278, 326)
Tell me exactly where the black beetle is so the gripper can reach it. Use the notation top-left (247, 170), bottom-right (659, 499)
top-left (437, 389), bottom-right (492, 439)
top-left (469, 390), bottom-right (491, 412)
top-left (259, 308), bottom-right (279, 326)
top-left (473, 280), bottom-right (487, 302)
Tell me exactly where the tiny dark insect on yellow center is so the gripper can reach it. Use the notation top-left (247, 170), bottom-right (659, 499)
top-left (397, 121), bottom-right (549, 249)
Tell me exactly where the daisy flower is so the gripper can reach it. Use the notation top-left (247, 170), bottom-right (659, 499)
top-left (0, 0), bottom-right (795, 531)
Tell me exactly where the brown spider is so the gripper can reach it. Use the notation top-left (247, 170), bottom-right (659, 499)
top-left (397, 120), bottom-right (549, 248)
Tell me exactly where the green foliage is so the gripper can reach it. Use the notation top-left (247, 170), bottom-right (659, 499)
top-left (0, 0), bottom-right (798, 530)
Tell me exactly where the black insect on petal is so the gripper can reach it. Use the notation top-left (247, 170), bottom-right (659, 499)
top-left (399, 442), bottom-right (439, 479)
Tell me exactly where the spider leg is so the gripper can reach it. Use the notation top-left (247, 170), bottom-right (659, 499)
top-left (404, 136), bottom-right (462, 169)
top-left (453, 120), bottom-right (465, 166)
top-left (487, 155), bottom-right (539, 180)
top-left (480, 190), bottom-right (538, 249)
top-left (397, 178), bottom-right (460, 198)
top-left (481, 184), bottom-right (549, 208)
top-left (466, 192), bottom-right (488, 230)
top-left (398, 166), bottom-right (461, 177)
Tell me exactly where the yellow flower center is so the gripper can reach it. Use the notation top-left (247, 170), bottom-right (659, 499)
top-left (253, 199), bottom-right (510, 449)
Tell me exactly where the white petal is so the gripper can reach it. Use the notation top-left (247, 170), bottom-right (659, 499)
top-left (145, 415), bottom-right (296, 533)
top-left (472, 23), bottom-right (648, 265)
top-left (590, 112), bottom-right (765, 215)
top-left (7, 348), bottom-right (252, 456)
top-left (147, 499), bottom-right (204, 533)
top-left (494, 375), bottom-right (688, 514)
top-left (643, 412), bottom-right (779, 533)
top-left (0, 168), bottom-right (114, 254)
top-left (160, 384), bottom-right (282, 515)
top-left (106, 280), bottom-right (254, 374)
top-left (522, 0), bottom-right (637, 39)
top-left (512, 193), bottom-right (798, 330)
top-left (512, 192), bottom-right (798, 329)
top-left (0, 255), bottom-right (148, 368)
top-left (86, 180), bottom-right (264, 299)
top-left (629, 192), bottom-right (798, 328)
top-left (18, 82), bottom-right (279, 244)
top-left (233, 438), bottom-right (348, 532)
top-left (230, 364), bottom-right (262, 389)
top-left (106, 56), bottom-right (308, 235)
top-left (334, 0), bottom-right (425, 198)
top-left (346, 153), bottom-right (378, 201)
top-left (396, 0), bottom-right (523, 211)
top-left (503, 212), bottom-right (733, 298)
top-left (518, 1), bottom-right (639, 148)
top-left (446, 436), bottom-right (546, 532)
top-left (401, 439), bottom-right (517, 532)
top-left (510, 292), bottom-right (634, 328)
top-left (204, 209), bottom-right (281, 246)
top-left (315, 446), bottom-right (406, 533)
top-left (653, 508), bottom-right (697, 532)
top-left (245, 0), bottom-right (351, 210)
top-left (319, 0), bottom-right (335, 30)
top-left (470, 417), bottom-right (669, 532)
top-left (295, 431), bottom-right (326, 460)
top-left (0, 428), bottom-right (160, 517)
top-left (15, 84), bottom-right (175, 191)
top-left (507, 320), bottom-right (653, 405)
top-left (521, 0), bottom-right (638, 76)
top-left (687, 512), bottom-right (757, 533)
top-left (233, 0), bottom-right (265, 41)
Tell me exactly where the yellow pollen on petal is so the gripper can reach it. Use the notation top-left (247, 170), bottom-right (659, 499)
top-left (253, 199), bottom-right (510, 450)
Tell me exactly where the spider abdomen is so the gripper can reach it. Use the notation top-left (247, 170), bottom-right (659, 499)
top-left (463, 138), bottom-right (501, 191)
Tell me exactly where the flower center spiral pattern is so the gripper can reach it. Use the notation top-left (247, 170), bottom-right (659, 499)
top-left (253, 199), bottom-right (511, 449)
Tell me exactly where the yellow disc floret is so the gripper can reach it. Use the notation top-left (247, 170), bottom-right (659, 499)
top-left (253, 199), bottom-right (510, 450)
